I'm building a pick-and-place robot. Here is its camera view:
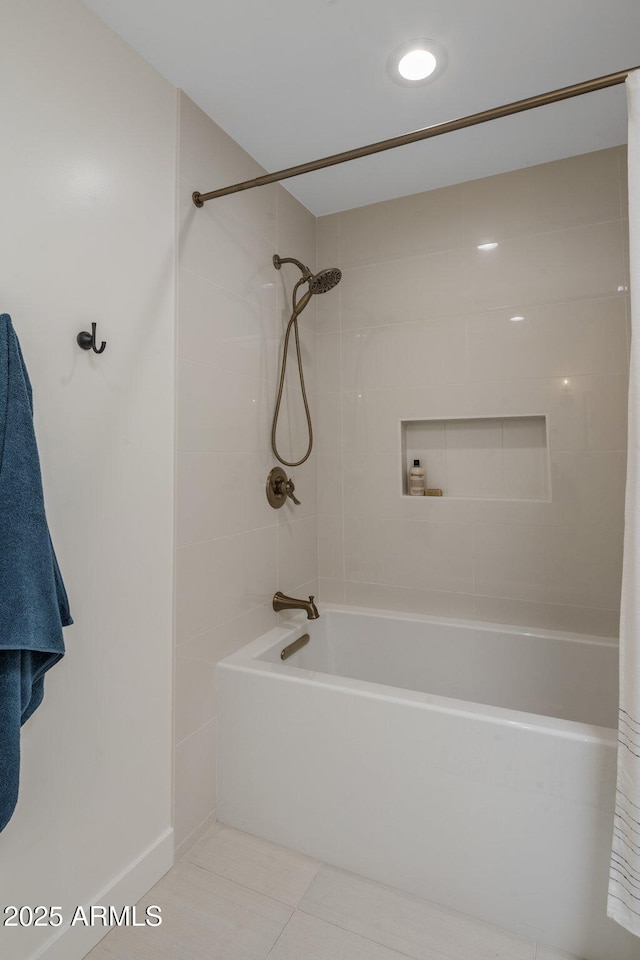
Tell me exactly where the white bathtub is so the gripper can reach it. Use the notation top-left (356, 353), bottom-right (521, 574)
top-left (216, 605), bottom-right (637, 960)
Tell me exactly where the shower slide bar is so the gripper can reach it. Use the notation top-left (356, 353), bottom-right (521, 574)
top-left (192, 66), bottom-right (638, 208)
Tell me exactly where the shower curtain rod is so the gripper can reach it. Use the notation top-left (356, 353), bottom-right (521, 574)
top-left (192, 66), bottom-right (637, 207)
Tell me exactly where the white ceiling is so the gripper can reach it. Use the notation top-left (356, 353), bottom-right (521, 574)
top-left (83, 0), bottom-right (640, 215)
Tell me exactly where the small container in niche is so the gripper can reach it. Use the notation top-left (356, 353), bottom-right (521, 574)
top-left (408, 459), bottom-right (425, 496)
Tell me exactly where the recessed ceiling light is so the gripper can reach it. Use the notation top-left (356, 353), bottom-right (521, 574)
top-left (477, 242), bottom-right (498, 251)
top-left (398, 49), bottom-right (437, 81)
top-left (510, 315), bottom-right (525, 322)
top-left (387, 39), bottom-right (448, 87)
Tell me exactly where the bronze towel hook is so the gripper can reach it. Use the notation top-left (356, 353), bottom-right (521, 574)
top-left (77, 322), bottom-right (106, 354)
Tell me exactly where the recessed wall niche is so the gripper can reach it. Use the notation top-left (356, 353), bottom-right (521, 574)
top-left (402, 416), bottom-right (550, 500)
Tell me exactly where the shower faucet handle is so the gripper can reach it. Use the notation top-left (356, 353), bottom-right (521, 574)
top-left (266, 466), bottom-right (301, 508)
top-left (285, 477), bottom-right (301, 505)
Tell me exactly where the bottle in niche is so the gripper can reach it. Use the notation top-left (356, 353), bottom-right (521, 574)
top-left (408, 459), bottom-right (425, 496)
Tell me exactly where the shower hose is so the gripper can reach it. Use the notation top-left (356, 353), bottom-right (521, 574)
top-left (271, 280), bottom-right (313, 467)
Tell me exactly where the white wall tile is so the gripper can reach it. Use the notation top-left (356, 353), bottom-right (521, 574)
top-left (343, 517), bottom-right (474, 595)
top-left (318, 578), bottom-right (346, 603)
top-left (344, 581), bottom-right (476, 620)
top-left (174, 652), bottom-right (217, 745)
top-left (316, 331), bottom-right (342, 395)
top-left (466, 297), bottom-right (628, 383)
top-left (318, 516), bottom-right (344, 581)
top-left (466, 220), bottom-right (626, 313)
top-left (316, 148), bottom-right (628, 636)
top-left (585, 373), bottom-right (628, 451)
top-left (315, 391), bottom-right (343, 455)
top-left (176, 526), bottom-right (277, 643)
top-left (178, 176), bottom-right (277, 307)
top-left (340, 250), bottom-right (467, 330)
top-left (177, 451), bottom-right (276, 547)
top-left (445, 420), bottom-right (505, 499)
top-left (473, 595), bottom-right (619, 638)
top-left (316, 216), bottom-right (341, 332)
top-left (278, 517), bottom-right (319, 593)
top-left (174, 721), bottom-right (217, 849)
top-left (473, 523), bottom-right (623, 610)
top-left (342, 455), bottom-right (403, 519)
top-left (178, 267), bottom-right (276, 377)
top-left (340, 185), bottom-right (464, 267)
top-left (341, 320), bottom-right (467, 391)
top-left (502, 418), bottom-right (549, 500)
top-left (401, 520), bottom-right (474, 593)
top-left (316, 287), bottom-right (342, 333)
top-left (462, 147), bottom-right (622, 245)
top-left (177, 604), bottom-right (278, 665)
top-left (317, 454), bottom-right (344, 518)
top-left (176, 100), bottom-right (318, 834)
top-left (178, 359), bottom-right (271, 454)
top-left (549, 451), bottom-right (626, 529)
top-left (619, 145), bottom-right (629, 219)
top-left (277, 186), bottom-right (317, 279)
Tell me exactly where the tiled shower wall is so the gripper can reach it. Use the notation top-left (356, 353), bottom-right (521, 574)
top-left (174, 136), bottom-right (629, 850)
top-left (316, 146), bottom-right (629, 637)
top-left (175, 93), bottom-right (318, 854)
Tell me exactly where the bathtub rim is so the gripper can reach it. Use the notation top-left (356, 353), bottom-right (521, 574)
top-left (218, 603), bottom-right (618, 746)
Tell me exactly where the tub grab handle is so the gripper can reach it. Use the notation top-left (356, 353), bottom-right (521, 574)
top-left (281, 633), bottom-right (310, 661)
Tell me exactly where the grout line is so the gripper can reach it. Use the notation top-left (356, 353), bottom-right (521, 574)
top-left (182, 856), bottom-right (298, 917)
top-left (336, 371), bottom-right (629, 392)
top-left (262, 915), bottom-right (293, 960)
top-left (174, 809), bottom-right (218, 864)
top-left (293, 906), bottom-right (422, 960)
top-left (176, 519), bottom-right (303, 552)
top-left (175, 715), bottom-right (215, 749)
top-left (340, 291), bottom-right (629, 336)
top-left (177, 352), bottom-right (276, 382)
top-left (295, 860), bottom-right (323, 904)
top-left (175, 601), bottom-right (275, 647)
top-left (340, 576), bottom-right (619, 613)
top-left (337, 215), bottom-right (625, 274)
top-left (180, 173), bottom-right (277, 247)
top-left (178, 262), bottom-right (275, 311)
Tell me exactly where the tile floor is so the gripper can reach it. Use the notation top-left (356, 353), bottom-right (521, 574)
top-left (86, 822), bottom-right (583, 960)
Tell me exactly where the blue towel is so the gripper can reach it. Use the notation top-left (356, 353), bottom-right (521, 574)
top-left (0, 314), bottom-right (72, 832)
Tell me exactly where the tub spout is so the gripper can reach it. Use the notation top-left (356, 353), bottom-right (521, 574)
top-left (273, 591), bottom-right (319, 619)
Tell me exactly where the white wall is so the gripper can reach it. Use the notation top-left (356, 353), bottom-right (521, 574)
top-left (0, 3), bottom-right (176, 959)
top-left (316, 147), bottom-right (629, 636)
top-left (174, 93), bottom-right (319, 855)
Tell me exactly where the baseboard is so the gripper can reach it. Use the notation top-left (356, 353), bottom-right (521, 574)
top-left (28, 828), bottom-right (174, 960)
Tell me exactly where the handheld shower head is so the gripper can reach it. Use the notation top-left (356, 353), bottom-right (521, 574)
top-left (309, 267), bottom-right (342, 295)
top-left (273, 254), bottom-right (342, 301)
top-left (271, 252), bottom-right (342, 468)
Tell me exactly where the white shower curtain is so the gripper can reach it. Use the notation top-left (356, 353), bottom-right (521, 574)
top-left (608, 68), bottom-right (640, 938)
